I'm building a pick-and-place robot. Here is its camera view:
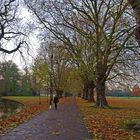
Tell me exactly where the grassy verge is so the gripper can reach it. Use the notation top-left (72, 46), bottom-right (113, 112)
top-left (0, 96), bottom-right (49, 134)
top-left (77, 97), bottom-right (140, 140)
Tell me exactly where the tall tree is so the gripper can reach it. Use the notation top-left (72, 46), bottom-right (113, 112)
top-left (26, 0), bottom-right (138, 107)
top-left (32, 56), bottom-right (49, 94)
top-left (0, 60), bottom-right (21, 95)
top-left (0, 0), bottom-right (26, 53)
top-left (128, 0), bottom-right (140, 46)
top-left (44, 42), bottom-right (72, 98)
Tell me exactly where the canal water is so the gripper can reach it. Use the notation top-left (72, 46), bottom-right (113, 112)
top-left (0, 98), bottom-right (23, 119)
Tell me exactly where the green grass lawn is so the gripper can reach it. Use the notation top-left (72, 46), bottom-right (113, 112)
top-left (107, 96), bottom-right (140, 100)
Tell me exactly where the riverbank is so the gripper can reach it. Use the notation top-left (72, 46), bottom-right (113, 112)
top-left (0, 97), bottom-right (91, 140)
top-left (0, 96), bottom-right (49, 134)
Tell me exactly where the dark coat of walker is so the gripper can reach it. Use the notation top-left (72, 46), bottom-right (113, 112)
top-left (53, 95), bottom-right (59, 110)
top-left (49, 98), bottom-right (53, 109)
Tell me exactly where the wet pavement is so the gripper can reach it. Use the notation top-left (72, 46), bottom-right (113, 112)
top-left (0, 97), bottom-right (91, 140)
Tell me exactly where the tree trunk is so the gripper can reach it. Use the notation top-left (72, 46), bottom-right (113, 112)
top-left (96, 77), bottom-right (108, 108)
top-left (56, 89), bottom-right (63, 98)
top-left (128, 0), bottom-right (140, 46)
top-left (82, 84), bottom-right (88, 100)
top-left (88, 82), bottom-right (95, 102)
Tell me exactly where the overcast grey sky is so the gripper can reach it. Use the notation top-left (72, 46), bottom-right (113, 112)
top-left (0, 4), bottom-right (40, 70)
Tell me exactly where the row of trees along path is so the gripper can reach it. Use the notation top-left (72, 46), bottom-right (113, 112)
top-left (0, 97), bottom-right (91, 140)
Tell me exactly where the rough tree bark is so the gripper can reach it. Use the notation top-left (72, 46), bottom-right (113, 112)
top-left (96, 79), bottom-right (108, 107)
top-left (82, 83), bottom-right (89, 100)
top-left (96, 65), bottom-right (108, 107)
top-left (82, 80), bottom-right (95, 102)
top-left (88, 81), bottom-right (95, 102)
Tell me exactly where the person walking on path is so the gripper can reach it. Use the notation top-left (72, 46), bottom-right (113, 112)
top-left (53, 94), bottom-right (59, 110)
top-left (0, 97), bottom-right (91, 140)
top-left (49, 98), bottom-right (53, 110)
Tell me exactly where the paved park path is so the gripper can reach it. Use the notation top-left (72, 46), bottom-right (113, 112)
top-left (0, 97), bottom-right (91, 140)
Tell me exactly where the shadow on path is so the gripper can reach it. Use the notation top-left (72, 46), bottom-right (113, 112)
top-left (0, 97), bottom-right (91, 140)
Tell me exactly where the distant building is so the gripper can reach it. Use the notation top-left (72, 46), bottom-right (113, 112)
top-left (131, 84), bottom-right (140, 96)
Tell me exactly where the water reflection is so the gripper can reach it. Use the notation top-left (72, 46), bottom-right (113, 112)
top-left (0, 99), bottom-right (23, 119)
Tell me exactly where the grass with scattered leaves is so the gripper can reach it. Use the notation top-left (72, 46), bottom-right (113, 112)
top-left (0, 96), bottom-right (49, 134)
top-left (77, 97), bottom-right (140, 140)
